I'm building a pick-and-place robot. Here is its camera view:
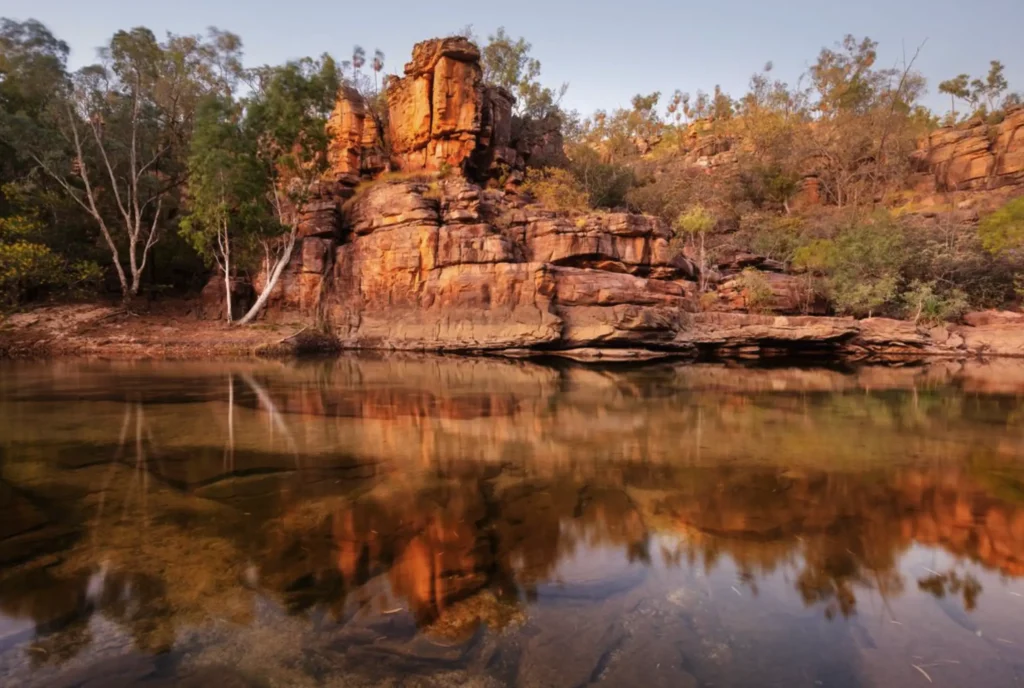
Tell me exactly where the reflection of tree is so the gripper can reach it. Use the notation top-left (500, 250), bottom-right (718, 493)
top-left (640, 465), bottom-right (1020, 620)
top-left (918, 569), bottom-right (983, 611)
top-left (3, 356), bottom-right (1024, 675)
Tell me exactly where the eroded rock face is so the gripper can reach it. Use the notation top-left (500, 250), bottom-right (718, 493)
top-left (324, 179), bottom-right (697, 350)
top-left (913, 107), bottom-right (1024, 192)
top-left (711, 271), bottom-right (828, 315)
top-left (326, 85), bottom-right (386, 180)
top-left (384, 37), bottom-right (517, 176)
top-left (270, 179), bottom-right (1024, 357)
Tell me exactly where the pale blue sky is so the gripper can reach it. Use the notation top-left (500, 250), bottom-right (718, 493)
top-left (5, 0), bottom-right (1023, 116)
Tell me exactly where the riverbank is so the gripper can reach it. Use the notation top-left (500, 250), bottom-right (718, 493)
top-left (0, 303), bottom-right (326, 359)
top-left (2, 302), bottom-right (1024, 361)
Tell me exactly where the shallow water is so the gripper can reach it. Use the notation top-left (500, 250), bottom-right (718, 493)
top-left (1, 356), bottom-right (1024, 687)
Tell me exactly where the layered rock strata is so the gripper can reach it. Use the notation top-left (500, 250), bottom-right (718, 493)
top-left (292, 179), bottom-right (1023, 358)
top-left (324, 178), bottom-right (693, 350)
top-left (384, 37), bottom-right (517, 176)
top-left (912, 106), bottom-right (1024, 193)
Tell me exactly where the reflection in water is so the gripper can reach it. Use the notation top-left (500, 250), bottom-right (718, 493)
top-left (1, 357), bottom-right (1024, 687)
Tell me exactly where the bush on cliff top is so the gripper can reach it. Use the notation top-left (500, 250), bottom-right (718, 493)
top-left (980, 197), bottom-right (1024, 256)
top-left (521, 167), bottom-right (590, 213)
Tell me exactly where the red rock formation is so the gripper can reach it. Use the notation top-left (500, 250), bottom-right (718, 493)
top-left (712, 271), bottom-right (828, 315)
top-left (384, 37), bottom-right (517, 176)
top-left (325, 178), bottom-right (695, 350)
top-left (227, 37), bottom-right (1024, 359)
top-left (325, 85), bottom-right (386, 180)
top-left (912, 106), bottom-right (1024, 192)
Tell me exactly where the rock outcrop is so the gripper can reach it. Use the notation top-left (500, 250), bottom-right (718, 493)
top-left (324, 178), bottom-right (694, 350)
top-left (325, 85), bottom-right (387, 180)
top-left (225, 37), bottom-right (1024, 362)
top-left (325, 37), bottom-right (563, 183)
top-left (268, 178), bottom-right (1019, 358)
top-left (912, 106), bottom-right (1024, 193)
top-left (384, 37), bottom-right (517, 176)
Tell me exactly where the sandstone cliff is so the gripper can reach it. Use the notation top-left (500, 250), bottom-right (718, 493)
top-left (228, 38), bottom-right (1024, 360)
top-left (912, 106), bottom-right (1024, 194)
top-left (327, 37), bottom-right (562, 182)
top-left (238, 174), bottom-right (1022, 358)
top-left (325, 177), bottom-right (693, 351)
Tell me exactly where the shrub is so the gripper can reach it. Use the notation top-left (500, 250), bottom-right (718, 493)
top-left (900, 280), bottom-right (969, 325)
top-left (673, 205), bottom-right (718, 292)
top-left (979, 197), bottom-right (1024, 256)
top-left (521, 167), bottom-right (590, 213)
top-left (674, 204), bottom-right (716, 238)
top-left (0, 215), bottom-right (102, 308)
top-left (793, 215), bottom-right (908, 317)
top-left (738, 268), bottom-right (774, 312)
top-left (743, 213), bottom-right (806, 262)
top-left (739, 164), bottom-right (801, 210)
top-left (567, 146), bottom-right (634, 208)
top-left (624, 157), bottom-right (739, 225)
top-left (699, 291), bottom-right (719, 311)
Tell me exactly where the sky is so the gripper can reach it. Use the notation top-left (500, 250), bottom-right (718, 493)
top-left (5, 0), bottom-right (1023, 117)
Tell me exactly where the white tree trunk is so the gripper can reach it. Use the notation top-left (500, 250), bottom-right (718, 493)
top-left (220, 221), bottom-right (233, 324)
top-left (235, 226), bottom-right (298, 325)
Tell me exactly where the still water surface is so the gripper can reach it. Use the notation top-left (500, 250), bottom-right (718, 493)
top-left (1, 357), bottom-right (1024, 687)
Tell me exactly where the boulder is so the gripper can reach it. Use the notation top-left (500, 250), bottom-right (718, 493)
top-left (197, 276), bottom-right (255, 321)
top-left (713, 272), bottom-right (827, 315)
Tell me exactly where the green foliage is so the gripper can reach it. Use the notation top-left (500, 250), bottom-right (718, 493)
top-left (566, 145), bottom-right (634, 208)
top-left (180, 94), bottom-right (270, 273)
top-left (793, 216), bottom-right (907, 317)
top-left (0, 214), bottom-right (100, 307)
top-left (745, 214), bottom-right (806, 261)
top-left (673, 204), bottom-right (718, 292)
top-left (979, 197), bottom-right (1024, 256)
top-left (626, 157), bottom-right (737, 225)
top-left (1, 22), bottom-right (249, 300)
top-left (970, 61), bottom-right (1008, 113)
top-left (521, 167), bottom-right (590, 213)
top-left (738, 268), bottom-right (774, 313)
top-left (674, 204), bottom-right (716, 237)
top-left (900, 280), bottom-right (969, 325)
top-left (0, 19), bottom-right (69, 112)
top-left (938, 74), bottom-right (971, 121)
top-left (571, 92), bottom-right (665, 162)
top-left (0, 19), bottom-right (70, 214)
top-left (808, 35), bottom-right (922, 115)
top-left (246, 55), bottom-right (340, 189)
top-left (740, 165), bottom-right (800, 209)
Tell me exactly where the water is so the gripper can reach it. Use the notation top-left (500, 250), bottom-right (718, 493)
top-left (1, 357), bottom-right (1023, 688)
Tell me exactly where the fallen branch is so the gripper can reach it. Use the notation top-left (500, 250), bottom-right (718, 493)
top-left (911, 664), bottom-right (933, 683)
top-left (276, 326), bottom-right (310, 344)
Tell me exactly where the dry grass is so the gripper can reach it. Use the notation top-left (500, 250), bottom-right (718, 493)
top-left (342, 170), bottom-right (443, 214)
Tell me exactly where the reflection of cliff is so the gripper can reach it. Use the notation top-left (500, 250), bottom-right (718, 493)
top-left (258, 473), bottom-right (652, 634)
top-left (3, 357), bottom-right (1024, 677)
top-left (3, 453), bottom-right (1024, 674)
top-left (640, 465), bottom-right (1024, 619)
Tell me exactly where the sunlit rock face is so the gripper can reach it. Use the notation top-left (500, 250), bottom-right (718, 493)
top-left (326, 85), bottom-right (387, 180)
top-left (912, 106), bottom-right (1024, 193)
top-left (231, 40), bottom-right (1024, 358)
top-left (380, 37), bottom-right (517, 177)
top-left (324, 178), bottom-right (696, 350)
